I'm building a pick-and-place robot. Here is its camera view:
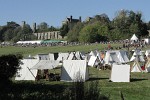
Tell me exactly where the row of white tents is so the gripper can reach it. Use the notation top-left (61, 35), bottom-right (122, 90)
top-left (130, 34), bottom-right (150, 44)
top-left (15, 49), bottom-right (150, 82)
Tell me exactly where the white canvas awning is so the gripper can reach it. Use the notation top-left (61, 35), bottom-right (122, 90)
top-left (31, 60), bottom-right (59, 69)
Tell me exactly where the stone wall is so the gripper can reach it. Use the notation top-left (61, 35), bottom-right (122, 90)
top-left (33, 31), bottom-right (62, 40)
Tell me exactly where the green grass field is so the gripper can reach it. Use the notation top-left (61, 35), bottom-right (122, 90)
top-left (89, 67), bottom-right (150, 100)
top-left (49, 67), bottom-right (150, 100)
top-left (0, 43), bottom-right (122, 57)
top-left (1, 43), bottom-right (150, 99)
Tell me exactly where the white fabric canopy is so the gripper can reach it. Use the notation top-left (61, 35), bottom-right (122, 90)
top-left (31, 60), bottom-right (59, 69)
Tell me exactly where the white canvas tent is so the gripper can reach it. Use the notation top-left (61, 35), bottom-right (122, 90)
top-left (61, 60), bottom-right (89, 82)
top-left (75, 51), bottom-right (84, 60)
top-left (144, 58), bottom-right (150, 72)
top-left (104, 51), bottom-right (121, 65)
top-left (35, 54), bottom-right (50, 60)
top-left (117, 51), bottom-right (129, 63)
top-left (110, 64), bottom-right (130, 82)
top-left (57, 53), bottom-right (69, 61)
top-left (144, 38), bottom-right (150, 44)
top-left (130, 50), bottom-right (145, 62)
top-left (15, 59), bottom-right (39, 80)
top-left (145, 50), bottom-right (150, 57)
top-left (31, 60), bottom-right (59, 70)
top-left (16, 40), bottom-right (42, 44)
top-left (131, 61), bottom-right (143, 72)
top-left (130, 34), bottom-right (138, 42)
top-left (89, 50), bottom-right (97, 57)
top-left (49, 53), bottom-right (55, 60)
top-left (67, 52), bottom-right (81, 60)
top-left (88, 56), bottom-right (100, 67)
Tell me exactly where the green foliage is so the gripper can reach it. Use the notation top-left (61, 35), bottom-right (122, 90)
top-left (79, 25), bottom-right (98, 43)
top-left (0, 54), bottom-right (21, 81)
top-left (0, 10), bottom-right (149, 43)
top-left (37, 22), bottom-right (49, 32)
top-left (60, 24), bottom-right (69, 38)
top-left (67, 22), bottom-right (84, 42)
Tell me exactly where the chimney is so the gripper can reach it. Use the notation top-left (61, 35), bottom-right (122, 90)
top-left (70, 15), bottom-right (72, 22)
top-left (79, 16), bottom-right (82, 22)
top-left (33, 22), bottom-right (36, 33)
top-left (22, 21), bottom-right (26, 27)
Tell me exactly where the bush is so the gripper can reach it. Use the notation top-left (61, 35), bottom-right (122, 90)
top-left (0, 54), bottom-right (21, 82)
top-left (62, 81), bottom-right (109, 100)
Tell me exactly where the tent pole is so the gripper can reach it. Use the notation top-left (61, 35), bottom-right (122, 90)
top-left (27, 67), bottom-right (36, 78)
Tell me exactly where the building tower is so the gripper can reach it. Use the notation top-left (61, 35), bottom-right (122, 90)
top-left (22, 21), bottom-right (26, 27)
top-left (33, 22), bottom-right (36, 33)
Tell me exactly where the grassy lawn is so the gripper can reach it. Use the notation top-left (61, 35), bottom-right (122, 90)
top-left (0, 43), bottom-right (122, 57)
top-left (4, 67), bottom-right (150, 100)
top-left (1, 43), bottom-right (150, 99)
top-left (88, 67), bottom-right (150, 100)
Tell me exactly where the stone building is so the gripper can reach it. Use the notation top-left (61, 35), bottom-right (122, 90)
top-left (33, 31), bottom-right (62, 40)
top-left (62, 15), bottom-right (81, 25)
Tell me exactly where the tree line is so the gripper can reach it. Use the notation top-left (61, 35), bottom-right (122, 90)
top-left (0, 22), bottom-right (59, 42)
top-left (62, 10), bottom-right (150, 43)
top-left (0, 10), bottom-right (150, 43)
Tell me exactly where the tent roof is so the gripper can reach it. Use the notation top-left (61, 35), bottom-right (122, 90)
top-left (31, 60), bottom-right (59, 69)
top-left (41, 40), bottom-right (62, 43)
top-left (130, 34), bottom-right (138, 41)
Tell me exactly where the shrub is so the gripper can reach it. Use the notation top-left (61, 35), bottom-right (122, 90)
top-left (0, 54), bottom-right (21, 82)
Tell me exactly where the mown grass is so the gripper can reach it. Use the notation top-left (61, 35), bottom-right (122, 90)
top-left (88, 67), bottom-right (150, 100)
top-left (1, 43), bottom-right (150, 99)
top-left (3, 67), bottom-right (150, 100)
top-left (0, 43), bottom-right (122, 57)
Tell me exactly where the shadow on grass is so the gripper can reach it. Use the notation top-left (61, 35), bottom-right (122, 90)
top-left (130, 78), bottom-right (148, 82)
top-left (88, 77), bottom-right (109, 81)
top-left (0, 81), bottom-right (68, 100)
top-left (0, 81), bottom-right (109, 100)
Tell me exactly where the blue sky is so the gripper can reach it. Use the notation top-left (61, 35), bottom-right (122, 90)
top-left (0, 0), bottom-right (150, 27)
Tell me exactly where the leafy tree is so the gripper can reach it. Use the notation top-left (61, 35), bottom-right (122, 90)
top-left (37, 22), bottom-right (49, 32)
top-left (60, 24), bottom-right (69, 38)
top-left (147, 21), bottom-right (150, 30)
top-left (67, 22), bottom-right (84, 42)
top-left (0, 54), bottom-right (21, 82)
top-left (79, 25), bottom-right (100, 43)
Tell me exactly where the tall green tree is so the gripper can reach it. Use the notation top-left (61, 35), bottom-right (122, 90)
top-left (60, 24), bottom-right (69, 38)
top-left (37, 22), bottom-right (49, 32)
top-left (67, 22), bottom-right (84, 42)
top-left (79, 25), bottom-right (100, 43)
top-left (0, 54), bottom-right (21, 82)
